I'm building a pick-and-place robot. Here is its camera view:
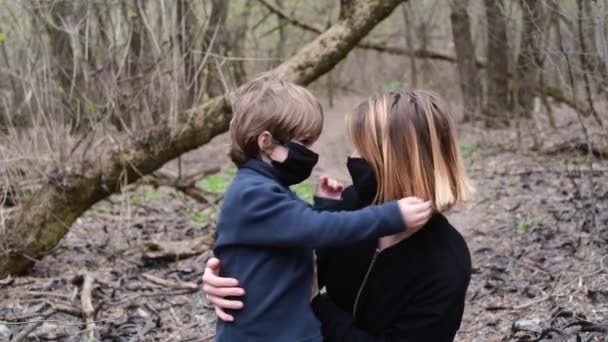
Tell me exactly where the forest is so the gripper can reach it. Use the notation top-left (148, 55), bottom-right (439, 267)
top-left (0, 0), bottom-right (607, 341)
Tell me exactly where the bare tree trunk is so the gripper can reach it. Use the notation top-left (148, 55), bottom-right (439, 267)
top-left (203, 0), bottom-right (229, 98)
top-left (115, 0), bottom-right (150, 130)
top-left (581, 0), bottom-right (608, 89)
top-left (44, 1), bottom-right (75, 95)
top-left (177, 0), bottom-right (202, 106)
top-left (417, 21), bottom-right (432, 86)
top-left (598, 0), bottom-right (608, 85)
top-left (577, 0), bottom-right (603, 126)
top-left (275, 0), bottom-right (287, 62)
top-left (0, 0), bottom-right (408, 277)
top-left (514, 0), bottom-right (546, 119)
top-left (227, 2), bottom-right (251, 86)
top-left (124, 0), bottom-right (148, 79)
top-left (402, 2), bottom-right (418, 88)
top-left (36, 0), bottom-right (85, 128)
top-left (483, 0), bottom-right (510, 127)
top-left (449, 0), bottom-right (482, 122)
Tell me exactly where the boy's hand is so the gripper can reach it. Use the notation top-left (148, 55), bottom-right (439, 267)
top-left (315, 176), bottom-right (344, 200)
top-left (202, 257), bottom-right (246, 322)
top-left (397, 197), bottom-right (432, 236)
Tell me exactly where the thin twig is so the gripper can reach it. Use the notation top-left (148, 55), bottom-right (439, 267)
top-left (511, 255), bottom-right (607, 310)
top-left (80, 272), bottom-right (96, 339)
top-left (1, 311), bottom-right (125, 326)
top-left (142, 273), bottom-right (199, 291)
top-left (9, 308), bottom-right (55, 342)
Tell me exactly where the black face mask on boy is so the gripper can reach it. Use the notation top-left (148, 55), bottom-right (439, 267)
top-left (346, 157), bottom-right (378, 205)
top-left (272, 142), bottom-right (319, 186)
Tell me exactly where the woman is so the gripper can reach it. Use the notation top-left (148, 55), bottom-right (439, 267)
top-left (203, 90), bottom-right (473, 341)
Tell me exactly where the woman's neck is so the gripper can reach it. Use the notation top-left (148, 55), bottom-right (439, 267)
top-left (377, 231), bottom-right (409, 251)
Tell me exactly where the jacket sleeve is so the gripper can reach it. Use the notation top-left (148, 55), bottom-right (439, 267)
top-left (315, 248), bottom-right (330, 289)
top-left (313, 186), bottom-right (367, 288)
top-left (311, 286), bottom-right (465, 342)
top-left (313, 186), bottom-right (368, 212)
top-left (311, 295), bottom-right (393, 342)
top-left (227, 181), bottom-right (404, 248)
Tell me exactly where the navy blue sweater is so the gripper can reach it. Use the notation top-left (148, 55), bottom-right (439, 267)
top-left (213, 159), bottom-right (405, 342)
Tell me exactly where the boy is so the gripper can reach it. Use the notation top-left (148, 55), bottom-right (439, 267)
top-left (213, 75), bottom-right (431, 341)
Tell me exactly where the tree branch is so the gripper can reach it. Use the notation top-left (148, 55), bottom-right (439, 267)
top-left (256, 0), bottom-right (322, 34)
top-left (254, 1), bottom-right (588, 119)
top-left (1, 0), bottom-right (406, 277)
top-left (255, 0), bottom-right (467, 64)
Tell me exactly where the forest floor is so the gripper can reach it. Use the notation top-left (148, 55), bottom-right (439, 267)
top-left (1, 97), bottom-right (608, 341)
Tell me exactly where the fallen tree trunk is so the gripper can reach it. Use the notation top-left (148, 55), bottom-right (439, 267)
top-left (0, 0), bottom-right (405, 277)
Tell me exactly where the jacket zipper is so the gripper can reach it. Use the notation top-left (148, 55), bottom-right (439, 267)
top-left (352, 248), bottom-right (380, 321)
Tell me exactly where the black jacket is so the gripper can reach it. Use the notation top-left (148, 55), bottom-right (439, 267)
top-left (311, 187), bottom-right (471, 341)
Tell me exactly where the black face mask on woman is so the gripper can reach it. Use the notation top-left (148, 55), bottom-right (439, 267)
top-left (346, 157), bottom-right (378, 205)
top-left (272, 141), bottom-right (319, 186)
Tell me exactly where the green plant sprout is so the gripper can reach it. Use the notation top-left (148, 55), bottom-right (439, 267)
top-left (86, 205), bottom-right (107, 217)
top-left (460, 142), bottom-right (479, 159)
top-left (197, 168), bottom-right (237, 194)
top-left (183, 207), bottom-right (216, 229)
top-left (516, 218), bottom-right (544, 234)
top-left (291, 181), bottom-right (314, 203)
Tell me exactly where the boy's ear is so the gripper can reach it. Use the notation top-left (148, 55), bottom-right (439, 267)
top-left (257, 131), bottom-right (274, 152)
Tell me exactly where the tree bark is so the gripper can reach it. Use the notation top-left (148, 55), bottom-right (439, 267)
top-left (115, 0), bottom-right (150, 130)
top-left (340, 0), bottom-right (357, 20)
top-left (581, 0), bottom-right (608, 89)
top-left (483, 0), bottom-right (510, 127)
top-left (275, 0), bottom-right (288, 62)
top-left (402, 3), bottom-right (418, 87)
top-left (576, 0), bottom-right (603, 126)
top-left (514, 0), bottom-right (547, 119)
top-left (226, 2), bottom-right (251, 86)
top-left (255, 0), bottom-right (457, 65)
top-left (0, 0), bottom-right (407, 277)
top-left (177, 0), bottom-right (202, 106)
top-left (203, 0), bottom-right (229, 98)
top-left (449, 0), bottom-right (482, 121)
top-left (43, 1), bottom-right (76, 97)
top-left (36, 0), bottom-right (85, 128)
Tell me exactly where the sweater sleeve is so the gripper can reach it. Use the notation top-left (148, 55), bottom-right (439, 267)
top-left (228, 181), bottom-right (404, 248)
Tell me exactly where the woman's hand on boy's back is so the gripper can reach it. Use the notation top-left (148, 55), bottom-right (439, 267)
top-left (315, 176), bottom-right (344, 200)
top-left (397, 197), bottom-right (432, 236)
top-left (202, 257), bottom-right (246, 322)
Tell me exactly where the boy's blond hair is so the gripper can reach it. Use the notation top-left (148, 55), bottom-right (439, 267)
top-left (229, 75), bottom-right (323, 165)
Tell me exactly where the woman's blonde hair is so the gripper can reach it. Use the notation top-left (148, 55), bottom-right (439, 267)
top-left (347, 90), bottom-right (472, 212)
top-left (229, 75), bottom-right (323, 166)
